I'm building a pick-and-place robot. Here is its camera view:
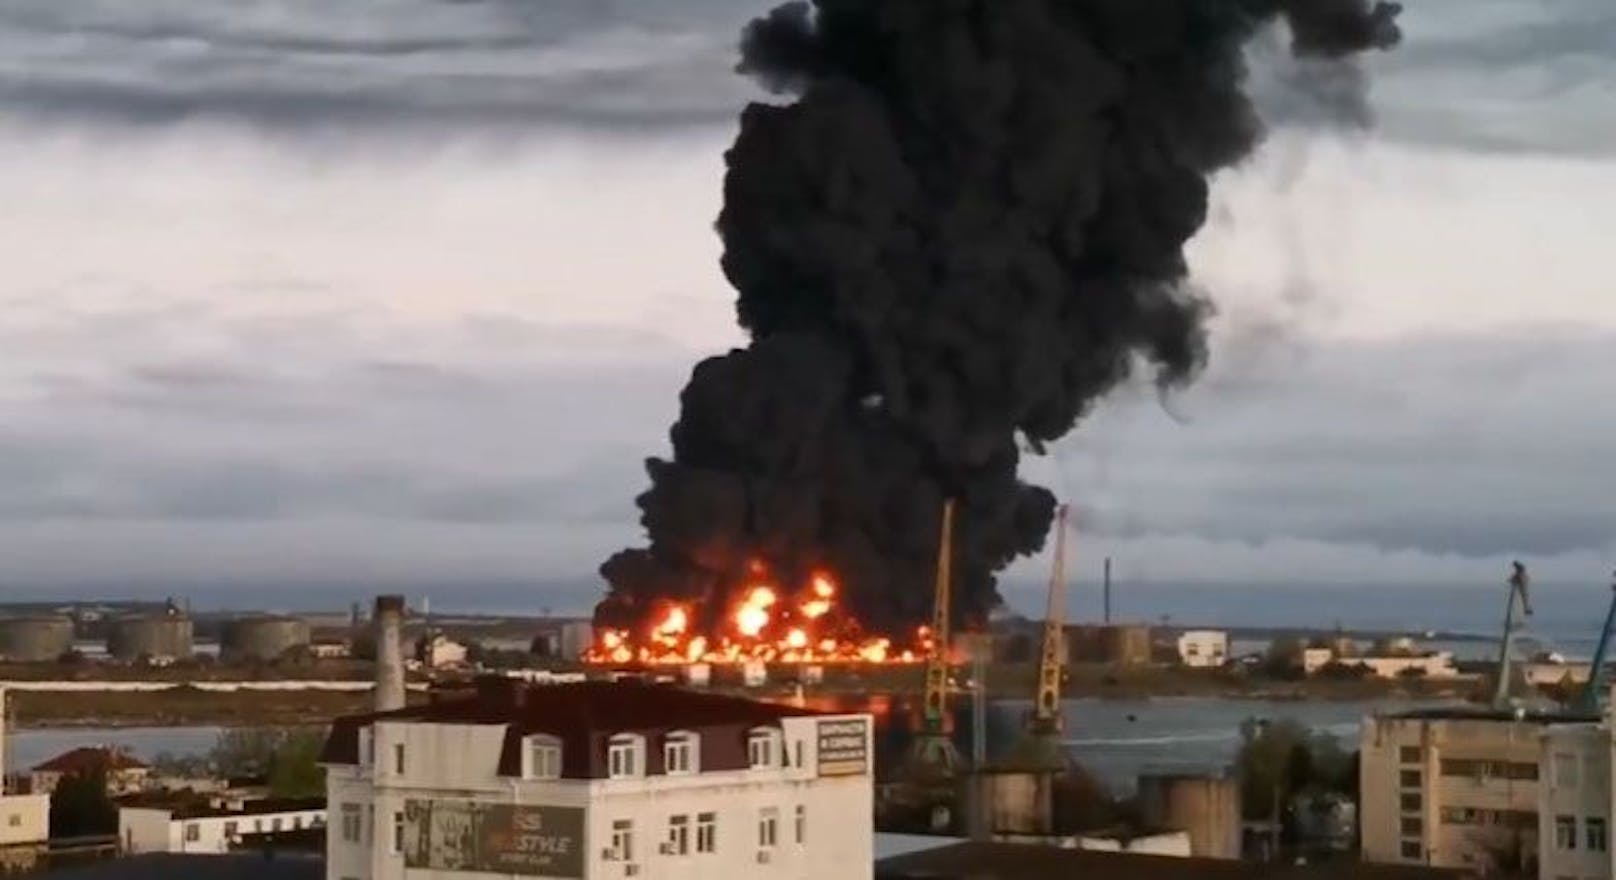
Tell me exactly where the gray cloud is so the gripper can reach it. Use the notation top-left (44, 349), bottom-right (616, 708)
top-left (1, 0), bottom-right (1612, 155)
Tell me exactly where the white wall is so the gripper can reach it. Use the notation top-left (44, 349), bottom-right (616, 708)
top-left (0, 795), bottom-right (47, 846)
top-left (325, 712), bottom-right (874, 880)
top-left (121, 806), bottom-right (326, 855)
top-left (1176, 632), bottom-right (1227, 668)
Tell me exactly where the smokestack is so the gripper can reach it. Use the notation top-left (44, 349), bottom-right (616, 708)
top-left (374, 595), bottom-right (405, 712)
top-left (1103, 557), bottom-right (1113, 625)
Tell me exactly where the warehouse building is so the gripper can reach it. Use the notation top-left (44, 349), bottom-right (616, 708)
top-left (320, 677), bottom-right (874, 880)
top-left (119, 797), bottom-right (326, 855)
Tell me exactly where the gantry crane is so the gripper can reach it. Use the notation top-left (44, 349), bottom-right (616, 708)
top-left (908, 497), bottom-right (964, 775)
top-left (1491, 561), bottom-right (1533, 709)
top-left (1573, 572), bottom-right (1616, 714)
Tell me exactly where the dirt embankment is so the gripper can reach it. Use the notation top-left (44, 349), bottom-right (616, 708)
top-left (9, 687), bottom-right (383, 728)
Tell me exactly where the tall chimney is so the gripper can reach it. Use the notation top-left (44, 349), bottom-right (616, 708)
top-left (374, 595), bottom-right (406, 712)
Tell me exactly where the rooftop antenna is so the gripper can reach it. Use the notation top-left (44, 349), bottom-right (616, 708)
top-left (1491, 561), bottom-right (1533, 709)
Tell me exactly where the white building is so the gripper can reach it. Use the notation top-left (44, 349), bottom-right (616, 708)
top-left (119, 797), bottom-right (327, 854)
top-left (1539, 721), bottom-right (1614, 880)
top-left (0, 688), bottom-right (48, 855)
top-left (321, 677), bottom-right (875, 880)
top-left (1175, 631), bottom-right (1228, 668)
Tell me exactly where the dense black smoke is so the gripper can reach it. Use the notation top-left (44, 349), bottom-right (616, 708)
top-left (596, 0), bottom-right (1402, 634)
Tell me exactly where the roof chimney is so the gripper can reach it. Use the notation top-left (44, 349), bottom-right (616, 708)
top-left (374, 595), bottom-right (406, 712)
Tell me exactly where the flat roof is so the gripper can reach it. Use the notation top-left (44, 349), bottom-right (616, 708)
top-left (876, 842), bottom-right (1465, 879)
top-left (1377, 706), bottom-right (1600, 724)
top-left (38, 853), bottom-right (320, 880)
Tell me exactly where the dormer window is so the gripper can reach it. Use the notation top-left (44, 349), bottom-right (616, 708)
top-left (664, 732), bottom-right (698, 775)
top-left (608, 734), bottom-right (643, 779)
top-left (526, 735), bottom-right (562, 780)
top-left (747, 728), bottom-right (779, 769)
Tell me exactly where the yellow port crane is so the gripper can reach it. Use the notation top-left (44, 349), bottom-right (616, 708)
top-left (1029, 503), bottom-right (1070, 736)
top-left (908, 497), bottom-right (963, 775)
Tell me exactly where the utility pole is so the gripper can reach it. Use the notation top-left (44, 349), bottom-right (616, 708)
top-left (1103, 556), bottom-right (1112, 624)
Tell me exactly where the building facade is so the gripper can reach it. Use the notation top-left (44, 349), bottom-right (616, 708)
top-left (321, 678), bottom-right (874, 880)
top-left (30, 747), bottom-right (151, 795)
top-left (1176, 631), bottom-right (1228, 668)
top-left (1538, 722), bottom-right (1613, 880)
top-left (119, 798), bottom-right (327, 854)
top-left (1361, 709), bottom-right (1584, 873)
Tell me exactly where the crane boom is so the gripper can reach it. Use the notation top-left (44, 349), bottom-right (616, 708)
top-left (1575, 573), bottom-right (1616, 714)
top-left (1032, 504), bottom-right (1070, 729)
top-left (922, 498), bottom-right (955, 731)
top-left (1491, 561), bottom-right (1533, 709)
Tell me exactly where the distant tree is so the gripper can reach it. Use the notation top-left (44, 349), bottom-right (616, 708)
top-left (266, 730), bottom-right (327, 799)
top-left (56, 649), bottom-right (85, 667)
top-left (50, 763), bottom-right (116, 838)
top-left (1314, 661), bottom-right (1371, 681)
top-left (209, 727), bottom-right (325, 788)
top-left (1397, 666), bottom-right (1428, 679)
top-left (150, 751), bottom-right (211, 778)
top-left (1236, 718), bottom-right (1353, 821)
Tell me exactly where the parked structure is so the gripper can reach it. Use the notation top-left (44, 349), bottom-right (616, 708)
top-left (0, 616), bottom-right (74, 662)
top-left (413, 633), bottom-right (467, 670)
top-left (1359, 707), bottom-right (1589, 871)
top-left (1299, 642), bottom-right (1461, 679)
top-left (119, 797), bottom-right (326, 854)
top-left (320, 677), bottom-right (875, 880)
top-left (1065, 624), bottom-right (1152, 667)
top-left (31, 747), bottom-right (151, 796)
top-left (1175, 631), bottom-right (1229, 669)
top-left (1137, 771), bottom-right (1241, 859)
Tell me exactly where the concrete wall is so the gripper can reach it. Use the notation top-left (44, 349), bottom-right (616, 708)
top-left (1537, 723), bottom-right (1612, 880)
top-left (325, 712), bottom-right (874, 880)
top-left (1137, 774), bottom-right (1240, 859)
top-left (122, 806), bottom-right (326, 854)
top-left (0, 618), bottom-right (74, 663)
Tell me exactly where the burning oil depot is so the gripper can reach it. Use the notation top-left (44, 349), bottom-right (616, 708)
top-left (320, 676), bottom-right (876, 880)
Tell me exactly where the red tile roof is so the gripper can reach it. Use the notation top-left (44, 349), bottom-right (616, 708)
top-left (33, 746), bottom-right (149, 774)
top-left (321, 678), bottom-right (839, 779)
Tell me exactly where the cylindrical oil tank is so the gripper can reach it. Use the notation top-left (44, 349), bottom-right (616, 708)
top-left (0, 616), bottom-right (75, 662)
top-left (220, 616), bottom-right (310, 663)
top-left (107, 615), bottom-right (194, 662)
top-left (1138, 772), bottom-right (1241, 859)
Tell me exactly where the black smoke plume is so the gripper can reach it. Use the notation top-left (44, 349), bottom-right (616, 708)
top-left (595, 0), bottom-right (1402, 635)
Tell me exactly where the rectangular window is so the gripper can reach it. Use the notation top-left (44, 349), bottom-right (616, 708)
top-left (748, 734), bottom-right (774, 769)
top-left (366, 806), bottom-right (374, 843)
top-left (1399, 769), bottom-right (1421, 788)
top-left (758, 808), bottom-right (778, 849)
top-left (1399, 746), bottom-right (1421, 764)
top-left (341, 805), bottom-right (362, 843)
top-left (794, 805), bottom-right (806, 844)
top-left (393, 743), bottom-right (406, 776)
top-left (696, 813), bottom-right (716, 854)
top-left (665, 740), bottom-right (693, 775)
top-left (529, 742), bottom-right (561, 779)
top-left (1400, 817), bottom-right (1422, 836)
top-left (1554, 753), bottom-right (1578, 787)
top-left (793, 740), bottom-right (803, 770)
top-left (1439, 758), bottom-right (1480, 778)
top-left (1400, 792), bottom-right (1421, 812)
top-left (1556, 815), bottom-right (1577, 850)
top-left (667, 815), bottom-right (689, 855)
top-left (293, 817), bottom-right (302, 830)
top-left (611, 819), bottom-right (634, 861)
top-left (184, 823), bottom-right (200, 842)
top-left (391, 811), bottom-right (405, 854)
top-left (223, 821), bottom-right (237, 838)
top-left (1400, 840), bottom-right (1421, 860)
top-left (271, 818), bottom-right (283, 832)
top-left (609, 741), bottom-right (638, 778)
top-left (255, 819), bottom-right (264, 833)
top-left (6, 815), bottom-right (18, 828)
top-left (1588, 817), bottom-right (1608, 853)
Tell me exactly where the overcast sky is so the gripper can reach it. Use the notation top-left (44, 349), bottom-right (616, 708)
top-left (0, 0), bottom-right (1612, 611)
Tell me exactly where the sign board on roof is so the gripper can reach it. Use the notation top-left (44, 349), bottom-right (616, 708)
top-left (816, 717), bottom-right (870, 777)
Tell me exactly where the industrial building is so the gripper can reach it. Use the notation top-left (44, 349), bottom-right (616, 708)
top-left (1358, 707), bottom-right (1592, 872)
top-left (1137, 771), bottom-right (1242, 859)
top-left (320, 676), bottom-right (875, 880)
top-left (1176, 630), bottom-right (1230, 669)
top-left (107, 612), bottom-right (194, 663)
top-left (0, 615), bottom-right (74, 662)
top-left (220, 616), bottom-right (311, 664)
top-left (876, 840), bottom-right (1467, 879)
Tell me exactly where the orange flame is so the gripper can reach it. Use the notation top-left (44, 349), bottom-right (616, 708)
top-left (586, 568), bottom-right (926, 666)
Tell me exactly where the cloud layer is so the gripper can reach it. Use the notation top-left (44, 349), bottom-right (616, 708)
top-left (1, 0), bottom-right (1612, 607)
